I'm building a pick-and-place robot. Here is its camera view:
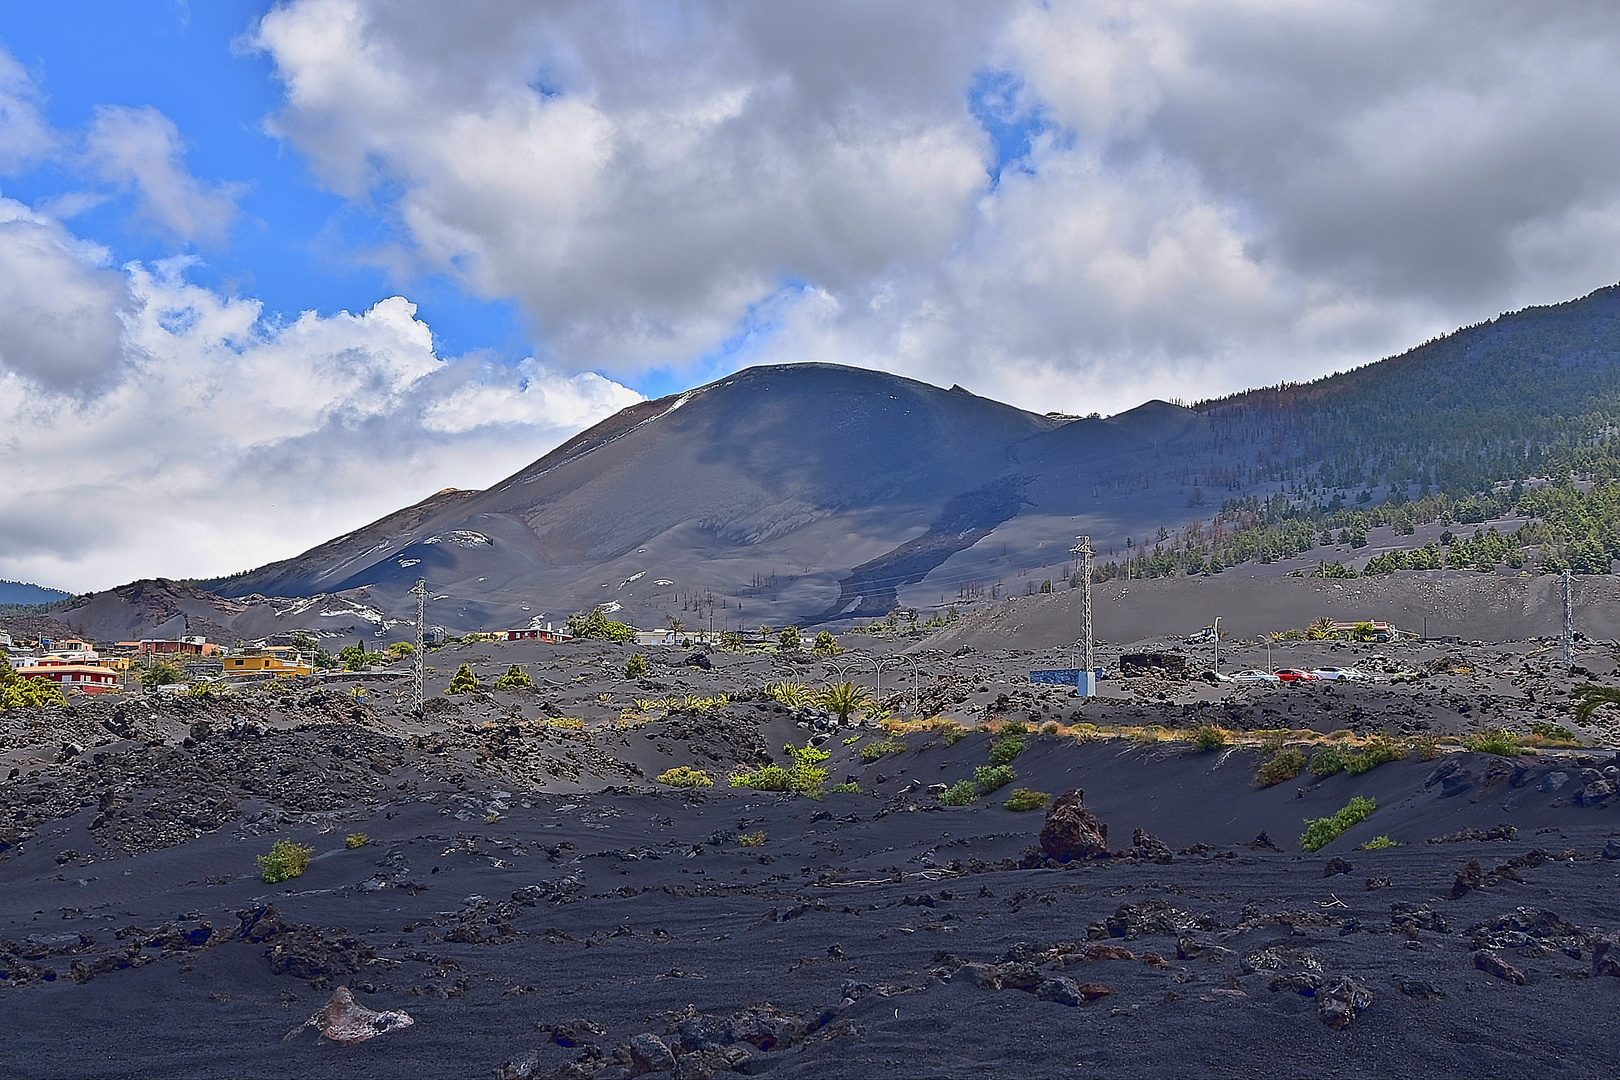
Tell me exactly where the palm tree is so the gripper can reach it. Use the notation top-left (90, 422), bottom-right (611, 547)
top-left (1574, 684), bottom-right (1620, 722)
top-left (818, 681), bottom-right (871, 724)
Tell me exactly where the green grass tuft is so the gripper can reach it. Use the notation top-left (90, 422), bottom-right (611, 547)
top-left (259, 839), bottom-right (315, 883)
top-left (1301, 796), bottom-right (1378, 852)
top-left (1002, 788), bottom-right (1051, 812)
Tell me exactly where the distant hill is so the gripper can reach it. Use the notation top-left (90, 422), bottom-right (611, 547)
top-left (48, 281), bottom-right (1620, 640)
top-left (0, 579), bottom-right (70, 606)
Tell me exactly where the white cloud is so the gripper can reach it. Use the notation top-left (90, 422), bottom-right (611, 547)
top-left (0, 48), bottom-right (56, 168)
top-left (84, 105), bottom-right (244, 243)
top-left (0, 221), bottom-right (641, 592)
top-left (0, 198), bottom-right (126, 391)
top-left (253, 0), bottom-right (1620, 414)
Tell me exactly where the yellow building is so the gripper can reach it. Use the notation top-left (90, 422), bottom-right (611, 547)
top-left (222, 655), bottom-right (313, 677)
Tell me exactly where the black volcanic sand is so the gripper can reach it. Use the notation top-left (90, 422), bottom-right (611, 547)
top-left (6, 637), bottom-right (1620, 1077)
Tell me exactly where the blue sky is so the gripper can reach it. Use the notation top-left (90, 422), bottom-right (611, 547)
top-left (5, 2), bottom-right (1620, 592)
top-left (1, 1), bottom-right (530, 364)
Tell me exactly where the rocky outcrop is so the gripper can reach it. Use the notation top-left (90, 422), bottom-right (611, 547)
top-left (1038, 789), bottom-right (1109, 863)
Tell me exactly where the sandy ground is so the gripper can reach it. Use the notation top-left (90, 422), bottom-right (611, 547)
top-left (6, 624), bottom-right (1620, 1078)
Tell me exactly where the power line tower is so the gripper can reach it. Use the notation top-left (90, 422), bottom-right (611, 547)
top-left (1563, 569), bottom-right (1575, 670)
top-left (410, 577), bottom-right (427, 715)
top-left (1071, 535), bottom-right (1095, 687)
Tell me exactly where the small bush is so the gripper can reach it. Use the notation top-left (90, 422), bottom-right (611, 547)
top-left (546, 717), bottom-right (586, 730)
top-left (1000, 721), bottom-right (1029, 735)
top-left (1345, 738), bottom-right (1403, 775)
top-left (624, 653), bottom-right (649, 679)
top-left (658, 766), bottom-right (714, 788)
top-left (496, 663), bottom-right (532, 689)
top-left (829, 781), bottom-right (860, 794)
top-left (1301, 796), bottom-right (1378, 853)
top-left (1463, 728), bottom-right (1521, 756)
top-left (766, 681), bottom-right (812, 708)
top-left (1126, 725), bottom-right (1164, 745)
top-left (1529, 721), bottom-right (1579, 745)
top-left (258, 839), bottom-right (315, 883)
top-left (1410, 735), bottom-right (1441, 760)
top-left (1003, 788), bottom-right (1051, 812)
top-left (1309, 742), bottom-right (1353, 778)
top-left (1362, 835), bottom-right (1398, 850)
top-left (860, 739), bottom-right (907, 763)
top-left (446, 664), bottom-right (480, 695)
top-left (842, 735), bottom-right (862, 745)
top-left (989, 732), bottom-right (1027, 765)
top-left (1255, 747), bottom-right (1307, 787)
top-left (729, 765), bottom-right (794, 791)
top-left (738, 831), bottom-right (766, 847)
top-left (344, 833), bottom-right (369, 850)
top-left (939, 780), bottom-right (979, 806)
top-left (1189, 725), bottom-right (1227, 751)
top-left (973, 764), bottom-right (1017, 793)
top-left (1040, 721), bottom-right (1060, 735)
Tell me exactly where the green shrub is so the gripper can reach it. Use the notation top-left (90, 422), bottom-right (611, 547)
top-left (497, 663), bottom-right (533, 689)
top-left (1190, 725), bottom-right (1227, 751)
top-left (973, 764), bottom-right (1017, 793)
top-left (1000, 721), bottom-right (1028, 735)
top-left (1308, 742), bottom-right (1352, 777)
top-left (344, 833), bottom-right (369, 850)
top-left (819, 681), bottom-right (872, 723)
top-left (810, 630), bottom-right (843, 657)
top-left (1003, 788), bottom-right (1051, 812)
top-left (1040, 721), bottom-right (1060, 735)
top-left (258, 839), bottom-right (315, 883)
top-left (658, 766), bottom-right (714, 788)
top-left (777, 626), bottom-right (802, 652)
top-left (1301, 796), bottom-right (1378, 852)
top-left (446, 664), bottom-right (480, 694)
top-left (567, 607), bottom-right (636, 642)
top-left (1344, 738), bottom-right (1404, 774)
top-left (989, 732), bottom-right (1027, 765)
top-left (829, 781), bottom-right (860, 794)
top-left (860, 739), bottom-right (907, 763)
top-left (1463, 728), bottom-right (1521, 756)
top-left (944, 727), bottom-right (969, 746)
top-left (1255, 747), bottom-right (1307, 787)
top-left (766, 681), bottom-right (812, 708)
top-left (939, 780), bottom-right (979, 806)
top-left (729, 765), bottom-right (794, 791)
top-left (738, 831), bottom-right (766, 847)
top-left (783, 742), bottom-right (831, 792)
top-left (1529, 721), bottom-right (1579, 745)
top-left (624, 653), bottom-right (649, 679)
top-left (138, 661), bottom-right (183, 691)
top-left (1362, 835), bottom-right (1398, 850)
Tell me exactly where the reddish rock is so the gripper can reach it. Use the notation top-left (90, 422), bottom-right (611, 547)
top-left (1038, 789), bottom-right (1109, 863)
top-left (1475, 950), bottom-right (1526, 985)
top-left (310, 986), bottom-right (415, 1044)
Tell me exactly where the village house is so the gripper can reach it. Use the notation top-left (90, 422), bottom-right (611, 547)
top-left (14, 663), bottom-right (120, 693)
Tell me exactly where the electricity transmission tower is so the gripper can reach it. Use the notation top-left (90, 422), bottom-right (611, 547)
top-left (410, 578), bottom-right (427, 715)
top-left (1071, 535), bottom-right (1095, 686)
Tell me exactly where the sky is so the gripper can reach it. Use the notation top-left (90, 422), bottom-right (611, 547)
top-left (6, 1), bottom-right (1620, 594)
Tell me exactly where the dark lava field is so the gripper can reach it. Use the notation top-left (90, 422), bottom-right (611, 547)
top-left (4, 634), bottom-right (1620, 1078)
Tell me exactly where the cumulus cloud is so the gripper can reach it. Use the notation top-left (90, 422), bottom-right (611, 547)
top-left (0, 48), bottom-right (56, 168)
top-left (84, 105), bottom-right (244, 242)
top-left (254, 0), bottom-right (1620, 413)
top-left (0, 198), bottom-right (126, 390)
top-left (0, 222), bottom-right (641, 592)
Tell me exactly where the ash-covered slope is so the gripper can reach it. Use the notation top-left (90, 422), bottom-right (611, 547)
top-left (210, 363), bottom-right (1200, 631)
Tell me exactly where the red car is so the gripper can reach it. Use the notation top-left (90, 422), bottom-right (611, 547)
top-left (1274, 668), bottom-right (1317, 682)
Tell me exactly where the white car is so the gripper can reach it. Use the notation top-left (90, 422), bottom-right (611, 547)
top-left (1311, 667), bottom-right (1369, 681)
top-left (1229, 669), bottom-right (1282, 684)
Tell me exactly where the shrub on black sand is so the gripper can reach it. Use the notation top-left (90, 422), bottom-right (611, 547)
top-left (974, 764), bottom-right (1017, 792)
top-left (1003, 788), bottom-right (1051, 812)
top-left (658, 766), bottom-right (714, 788)
top-left (1309, 742), bottom-right (1353, 778)
top-left (1302, 796), bottom-right (1378, 852)
top-left (1345, 738), bottom-right (1403, 774)
top-left (989, 732), bottom-right (1027, 765)
top-left (939, 780), bottom-right (979, 806)
top-left (624, 653), bottom-right (649, 678)
top-left (1256, 747), bottom-right (1307, 787)
top-left (259, 840), bottom-right (315, 883)
top-left (1189, 725), bottom-right (1227, 751)
top-left (1463, 728), bottom-right (1521, 756)
top-left (446, 664), bottom-right (479, 695)
top-left (860, 739), bottom-right (907, 763)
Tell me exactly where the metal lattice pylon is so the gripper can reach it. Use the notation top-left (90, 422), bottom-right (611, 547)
top-left (410, 578), bottom-right (426, 715)
top-left (1071, 535), bottom-right (1094, 677)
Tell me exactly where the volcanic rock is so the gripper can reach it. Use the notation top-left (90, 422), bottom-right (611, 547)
top-left (1038, 789), bottom-right (1109, 863)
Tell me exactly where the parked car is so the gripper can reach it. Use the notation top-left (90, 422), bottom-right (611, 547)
top-left (1229, 669), bottom-right (1282, 683)
top-left (1274, 668), bottom-right (1317, 682)
top-left (1310, 666), bottom-right (1369, 681)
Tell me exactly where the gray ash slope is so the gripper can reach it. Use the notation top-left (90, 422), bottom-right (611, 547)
top-left (200, 364), bottom-right (1221, 632)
